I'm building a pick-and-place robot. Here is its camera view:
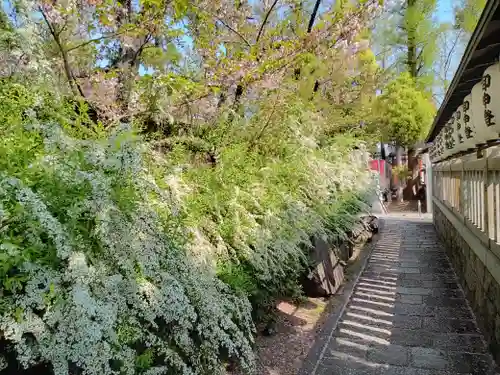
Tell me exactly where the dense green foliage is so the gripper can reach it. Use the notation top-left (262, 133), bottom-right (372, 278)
top-left (0, 82), bottom-right (259, 375)
top-left (376, 0), bottom-right (444, 82)
top-left (454, 0), bottom-right (487, 33)
top-left (0, 78), bottom-right (374, 375)
top-left (374, 73), bottom-right (435, 147)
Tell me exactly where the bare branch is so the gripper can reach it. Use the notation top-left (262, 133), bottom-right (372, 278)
top-left (256, 0), bottom-right (279, 43)
top-left (39, 6), bottom-right (85, 98)
top-left (66, 31), bottom-right (126, 52)
top-left (214, 16), bottom-right (252, 48)
top-left (248, 99), bottom-right (278, 150)
top-left (55, 18), bottom-right (69, 38)
top-left (307, 0), bottom-right (322, 33)
top-left (39, 7), bottom-right (57, 36)
top-left (443, 29), bottom-right (462, 78)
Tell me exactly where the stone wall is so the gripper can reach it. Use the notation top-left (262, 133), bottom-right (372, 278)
top-left (433, 203), bottom-right (500, 363)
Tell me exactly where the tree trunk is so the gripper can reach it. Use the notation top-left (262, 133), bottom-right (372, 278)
top-left (406, 0), bottom-right (417, 78)
top-left (404, 148), bottom-right (419, 201)
top-left (396, 145), bottom-right (404, 202)
top-left (405, 0), bottom-right (418, 201)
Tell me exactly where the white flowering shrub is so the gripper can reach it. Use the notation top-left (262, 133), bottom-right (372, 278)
top-left (0, 79), bottom-right (374, 374)
top-left (0, 83), bottom-right (254, 375)
top-left (162, 100), bottom-right (375, 318)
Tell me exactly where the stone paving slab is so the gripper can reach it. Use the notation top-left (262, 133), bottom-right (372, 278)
top-left (300, 216), bottom-right (499, 375)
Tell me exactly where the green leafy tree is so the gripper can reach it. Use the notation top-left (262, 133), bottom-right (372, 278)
top-left (454, 0), bottom-right (487, 33)
top-left (373, 0), bottom-right (445, 81)
top-left (370, 0), bottom-right (486, 202)
top-left (374, 72), bottom-right (435, 200)
top-left (370, 0), bottom-right (446, 200)
top-left (376, 73), bottom-right (434, 147)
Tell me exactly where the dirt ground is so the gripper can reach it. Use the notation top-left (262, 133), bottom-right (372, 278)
top-left (227, 239), bottom-right (372, 375)
top-left (247, 297), bottom-right (333, 375)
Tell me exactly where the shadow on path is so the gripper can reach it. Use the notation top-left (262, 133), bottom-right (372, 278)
top-left (300, 216), bottom-right (499, 375)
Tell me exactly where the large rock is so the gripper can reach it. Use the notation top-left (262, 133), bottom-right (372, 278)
top-left (301, 237), bottom-right (345, 297)
top-left (301, 216), bottom-right (378, 297)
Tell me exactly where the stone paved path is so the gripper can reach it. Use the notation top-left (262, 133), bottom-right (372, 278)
top-left (302, 215), bottom-right (499, 375)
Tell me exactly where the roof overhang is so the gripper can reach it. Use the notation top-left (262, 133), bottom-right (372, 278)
top-left (426, 0), bottom-right (500, 142)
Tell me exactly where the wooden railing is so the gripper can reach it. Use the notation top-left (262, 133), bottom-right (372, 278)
top-left (433, 146), bottom-right (500, 257)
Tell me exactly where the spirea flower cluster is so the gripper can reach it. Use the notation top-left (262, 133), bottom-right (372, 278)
top-left (167, 101), bottom-right (375, 317)
top-left (0, 121), bottom-right (255, 375)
